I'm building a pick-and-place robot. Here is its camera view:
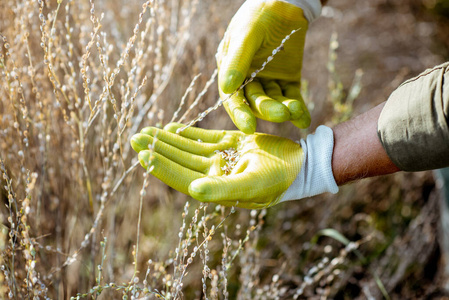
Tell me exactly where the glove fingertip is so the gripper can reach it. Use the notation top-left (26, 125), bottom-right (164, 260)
top-left (163, 122), bottom-right (183, 133)
top-left (291, 112), bottom-right (311, 129)
top-left (265, 105), bottom-right (291, 123)
top-left (140, 127), bottom-right (155, 136)
top-left (219, 69), bottom-right (246, 94)
top-left (240, 126), bottom-right (256, 135)
top-left (130, 133), bottom-right (151, 153)
top-left (283, 100), bottom-right (302, 120)
top-left (189, 179), bottom-right (213, 202)
top-left (137, 150), bottom-right (154, 170)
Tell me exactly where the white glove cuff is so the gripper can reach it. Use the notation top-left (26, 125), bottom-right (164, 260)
top-left (282, 0), bottom-right (322, 22)
top-left (281, 125), bottom-right (338, 202)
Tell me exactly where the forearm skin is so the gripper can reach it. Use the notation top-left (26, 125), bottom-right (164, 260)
top-left (332, 102), bottom-right (400, 186)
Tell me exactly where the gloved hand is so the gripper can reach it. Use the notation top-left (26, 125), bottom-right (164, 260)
top-left (217, 0), bottom-right (321, 134)
top-left (131, 123), bottom-right (338, 209)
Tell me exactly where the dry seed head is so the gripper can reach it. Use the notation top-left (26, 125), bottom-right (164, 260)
top-left (216, 148), bottom-right (240, 175)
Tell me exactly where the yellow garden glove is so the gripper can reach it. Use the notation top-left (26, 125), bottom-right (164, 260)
top-left (131, 123), bottom-right (338, 209)
top-left (217, 0), bottom-right (322, 134)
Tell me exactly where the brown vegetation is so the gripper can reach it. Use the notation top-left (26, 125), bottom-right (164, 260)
top-left (0, 0), bottom-right (448, 299)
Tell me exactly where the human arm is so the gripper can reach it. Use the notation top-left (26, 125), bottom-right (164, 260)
top-left (332, 102), bottom-right (400, 185)
top-left (131, 63), bottom-right (449, 208)
top-left (334, 62), bottom-right (449, 183)
top-left (129, 105), bottom-right (395, 209)
top-left (129, 102), bottom-right (444, 208)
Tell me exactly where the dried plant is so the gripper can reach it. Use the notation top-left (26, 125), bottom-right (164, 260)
top-left (1, 0), bottom-right (441, 299)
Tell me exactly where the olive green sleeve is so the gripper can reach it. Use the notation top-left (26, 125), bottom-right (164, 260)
top-left (377, 62), bottom-right (449, 172)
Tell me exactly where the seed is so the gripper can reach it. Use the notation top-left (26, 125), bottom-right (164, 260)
top-left (217, 148), bottom-right (240, 175)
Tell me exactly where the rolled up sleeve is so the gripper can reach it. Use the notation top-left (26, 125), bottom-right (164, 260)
top-left (377, 62), bottom-right (449, 172)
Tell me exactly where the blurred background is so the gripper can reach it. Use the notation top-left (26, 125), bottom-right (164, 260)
top-left (1, 0), bottom-right (449, 298)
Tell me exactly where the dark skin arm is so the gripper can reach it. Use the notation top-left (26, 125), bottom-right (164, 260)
top-left (332, 102), bottom-right (401, 186)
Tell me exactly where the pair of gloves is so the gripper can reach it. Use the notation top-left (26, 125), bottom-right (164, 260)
top-left (131, 0), bottom-right (338, 209)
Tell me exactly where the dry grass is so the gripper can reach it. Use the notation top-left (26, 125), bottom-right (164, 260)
top-left (1, 0), bottom-right (447, 299)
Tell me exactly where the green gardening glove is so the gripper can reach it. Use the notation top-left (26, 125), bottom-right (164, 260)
top-left (217, 0), bottom-right (321, 134)
top-left (131, 123), bottom-right (338, 209)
